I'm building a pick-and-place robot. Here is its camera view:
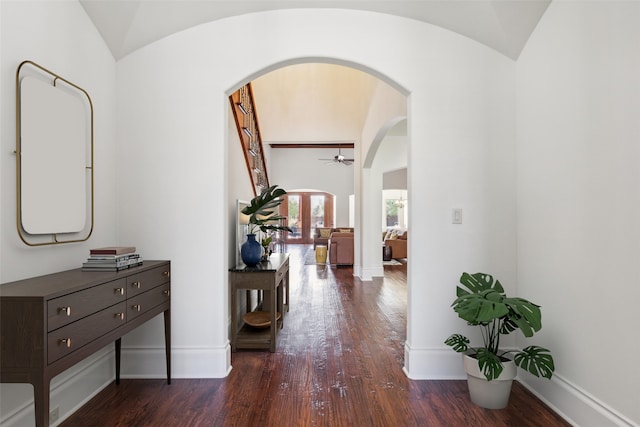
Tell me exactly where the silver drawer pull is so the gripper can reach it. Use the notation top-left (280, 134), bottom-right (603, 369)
top-left (163, 290), bottom-right (170, 296)
top-left (60, 338), bottom-right (71, 348)
top-left (163, 271), bottom-right (171, 277)
top-left (59, 306), bottom-right (71, 316)
top-left (132, 304), bottom-right (141, 312)
top-left (132, 281), bottom-right (141, 289)
top-left (115, 312), bottom-right (125, 320)
top-left (115, 287), bottom-right (125, 295)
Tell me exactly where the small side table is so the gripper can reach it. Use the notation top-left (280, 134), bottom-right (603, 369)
top-left (315, 245), bottom-right (328, 264)
top-left (229, 253), bottom-right (289, 352)
top-left (383, 245), bottom-right (393, 261)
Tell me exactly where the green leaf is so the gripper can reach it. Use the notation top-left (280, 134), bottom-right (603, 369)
top-left (452, 290), bottom-right (509, 323)
top-left (444, 334), bottom-right (469, 353)
top-left (241, 185), bottom-right (293, 234)
top-left (503, 297), bottom-right (542, 337)
top-left (242, 185), bottom-right (287, 220)
top-left (459, 272), bottom-right (504, 294)
top-left (499, 318), bottom-right (519, 335)
top-left (476, 348), bottom-right (504, 381)
top-left (514, 346), bottom-right (555, 379)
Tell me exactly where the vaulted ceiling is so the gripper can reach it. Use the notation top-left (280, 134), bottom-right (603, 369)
top-left (251, 63), bottom-right (379, 146)
top-left (79, 1), bottom-right (550, 147)
top-left (80, 1), bottom-right (550, 61)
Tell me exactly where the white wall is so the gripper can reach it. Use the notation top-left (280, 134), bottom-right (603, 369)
top-left (516, 2), bottom-right (640, 426)
top-left (363, 136), bottom-right (408, 279)
top-left (359, 80), bottom-right (407, 279)
top-left (115, 6), bottom-right (516, 387)
top-left (1, 5), bottom-right (523, 426)
top-left (268, 147), bottom-right (354, 226)
top-left (0, 1), bottom-right (117, 425)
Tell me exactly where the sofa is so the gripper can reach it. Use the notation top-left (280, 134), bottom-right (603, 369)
top-left (383, 229), bottom-right (407, 259)
top-left (313, 227), bottom-right (354, 248)
top-left (328, 231), bottom-right (354, 265)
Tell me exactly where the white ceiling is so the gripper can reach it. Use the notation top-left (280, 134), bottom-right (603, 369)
top-left (251, 63), bottom-right (379, 145)
top-left (80, 0), bottom-right (551, 61)
top-left (78, 0), bottom-right (550, 146)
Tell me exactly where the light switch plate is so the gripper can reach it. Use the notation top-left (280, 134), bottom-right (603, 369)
top-left (452, 208), bottom-right (462, 224)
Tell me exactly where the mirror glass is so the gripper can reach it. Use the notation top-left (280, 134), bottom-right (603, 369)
top-left (17, 62), bottom-right (93, 245)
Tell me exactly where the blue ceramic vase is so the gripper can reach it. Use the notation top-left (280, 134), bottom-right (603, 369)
top-left (241, 234), bottom-right (262, 266)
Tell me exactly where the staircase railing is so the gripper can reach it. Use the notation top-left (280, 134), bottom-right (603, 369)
top-left (229, 83), bottom-right (269, 196)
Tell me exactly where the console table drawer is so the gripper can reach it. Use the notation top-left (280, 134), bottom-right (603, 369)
top-left (276, 259), bottom-right (289, 281)
top-left (127, 265), bottom-right (171, 297)
top-left (47, 278), bottom-right (127, 331)
top-left (47, 301), bottom-right (127, 364)
top-left (128, 283), bottom-right (170, 321)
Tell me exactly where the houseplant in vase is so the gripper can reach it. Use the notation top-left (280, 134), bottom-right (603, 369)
top-left (240, 185), bottom-right (292, 266)
top-left (260, 235), bottom-right (273, 261)
top-left (445, 272), bottom-right (555, 409)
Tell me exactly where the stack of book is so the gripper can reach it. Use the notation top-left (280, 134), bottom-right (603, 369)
top-left (82, 246), bottom-right (143, 272)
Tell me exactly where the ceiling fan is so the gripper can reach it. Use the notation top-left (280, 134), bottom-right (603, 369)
top-left (319, 147), bottom-right (354, 165)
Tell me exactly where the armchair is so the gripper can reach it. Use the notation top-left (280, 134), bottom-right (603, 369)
top-left (313, 227), bottom-right (333, 248)
top-left (329, 232), bottom-right (354, 265)
top-left (383, 229), bottom-right (407, 259)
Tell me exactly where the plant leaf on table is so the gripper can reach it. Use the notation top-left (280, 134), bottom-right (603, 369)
top-left (241, 185), bottom-right (293, 235)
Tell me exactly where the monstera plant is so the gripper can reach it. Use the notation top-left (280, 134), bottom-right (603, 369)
top-left (242, 185), bottom-right (291, 235)
top-left (445, 272), bottom-right (555, 382)
top-left (239, 185), bottom-right (292, 266)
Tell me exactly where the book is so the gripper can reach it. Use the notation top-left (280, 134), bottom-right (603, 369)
top-left (83, 256), bottom-right (142, 268)
top-left (90, 246), bottom-right (136, 255)
top-left (81, 265), bottom-right (132, 272)
top-left (85, 253), bottom-right (141, 262)
top-left (82, 259), bottom-right (143, 272)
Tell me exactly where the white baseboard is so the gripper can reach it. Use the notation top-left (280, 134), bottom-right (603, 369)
top-left (121, 343), bottom-right (232, 378)
top-left (0, 347), bottom-right (115, 427)
top-left (0, 344), bottom-right (232, 427)
top-left (404, 345), bottom-right (638, 426)
top-left (403, 343), bottom-right (466, 380)
top-left (519, 373), bottom-right (637, 427)
top-left (358, 265), bottom-right (384, 281)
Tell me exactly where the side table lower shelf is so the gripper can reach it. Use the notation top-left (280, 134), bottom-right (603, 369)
top-left (229, 253), bottom-right (289, 353)
top-left (235, 319), bottom-right (284, 350)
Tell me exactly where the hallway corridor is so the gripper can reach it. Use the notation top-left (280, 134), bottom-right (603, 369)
top-left (61, 246), bottom-right (568, 426)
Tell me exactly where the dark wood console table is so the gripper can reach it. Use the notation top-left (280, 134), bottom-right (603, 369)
top-left (0, 260), bottom-right (171, 427)
top-left (229, 253), bottom-right (289, 352)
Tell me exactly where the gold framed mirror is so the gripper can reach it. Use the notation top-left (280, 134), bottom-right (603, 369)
top-left (16, 61), bottom-right (94, 246)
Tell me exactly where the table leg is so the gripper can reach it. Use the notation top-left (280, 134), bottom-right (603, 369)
top-left (115, 338), bottom-right (121, 385)
top-left (270, 286), bottom-right (277, 352)
top-left (32, 376), bottom-right (50, 427)
top-left (285, 268), bottom-right (290, 312)
top-left (164, 308), bottom-right (171, 384)
top-left (230, 280), bottom-right (237, 352)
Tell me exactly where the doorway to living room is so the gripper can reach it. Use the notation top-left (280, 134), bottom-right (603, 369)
top-left (282, 191), bottom-right (335, 245)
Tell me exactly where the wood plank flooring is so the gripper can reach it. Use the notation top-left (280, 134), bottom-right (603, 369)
top-left (60, 245), bottom-right (569, 426)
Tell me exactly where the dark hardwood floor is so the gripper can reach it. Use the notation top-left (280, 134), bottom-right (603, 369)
top-left (61, 245), bottom-right (569, 426)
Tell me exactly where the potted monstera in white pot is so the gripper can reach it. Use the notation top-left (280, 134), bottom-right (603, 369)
top-left (445, 272), bottom-right (555, 409)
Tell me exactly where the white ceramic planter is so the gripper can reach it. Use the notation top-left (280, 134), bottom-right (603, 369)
top-left (463, 353), bottom-right (517, 409)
